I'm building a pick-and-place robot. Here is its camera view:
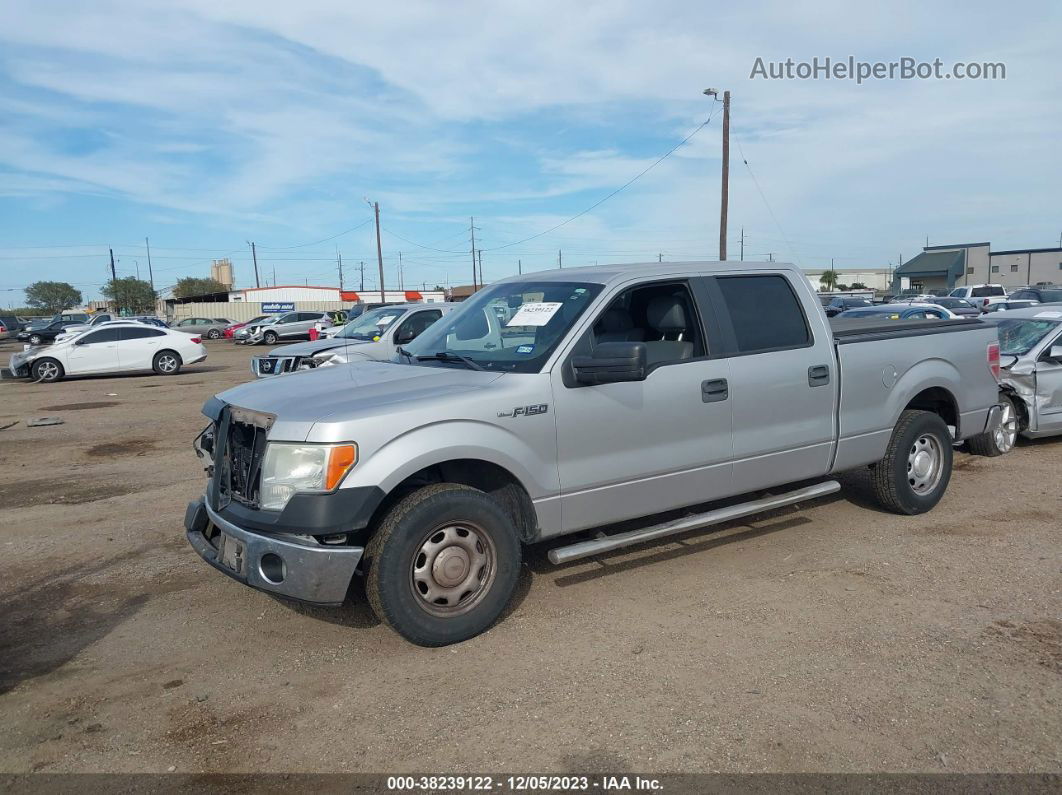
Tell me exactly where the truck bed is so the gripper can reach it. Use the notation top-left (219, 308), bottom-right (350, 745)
top-left (830, 317), bottom-right (985, 344)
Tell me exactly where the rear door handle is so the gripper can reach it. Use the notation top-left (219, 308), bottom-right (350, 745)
top-left (701, 378), bottom-right (729, 403)
top-left (808, 364), bottom-right (831, 387)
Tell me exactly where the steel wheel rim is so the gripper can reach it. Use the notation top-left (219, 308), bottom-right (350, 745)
top-left (158, 354), bottom-right (178, 373)
top-left (907, 434), bottom-right (944, 495)
top-left (37, 361), bottom-right (58, 380)
top-left (410, 522), bottom-right (496, 617)
top-left (993, 401), bottom-right (1017, 452)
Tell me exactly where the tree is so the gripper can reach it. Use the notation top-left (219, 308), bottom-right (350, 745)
top-left (850, 282), bottom-right (867, 289)
top-left (24, 281), bottom-right (82, 314)
top-left (819, 269), bottom-right (839, 291)
top-left (103, 277), bottom-right (156, 314)
top-left (173, 277), bottom-right (228, 299)
top-left (836, 283), bottom-right (850, 291)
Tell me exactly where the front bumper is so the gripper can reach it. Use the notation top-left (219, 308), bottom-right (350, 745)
top-left (185, 497), bottom-right (365, 605)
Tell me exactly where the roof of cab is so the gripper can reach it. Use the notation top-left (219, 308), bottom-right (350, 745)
top-left (492, 260), bottom-right (798, 286)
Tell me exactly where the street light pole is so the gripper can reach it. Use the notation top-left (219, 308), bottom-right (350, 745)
top-left (704, 88), bottom-right (730, 261)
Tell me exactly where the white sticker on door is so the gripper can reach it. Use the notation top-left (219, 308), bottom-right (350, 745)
top-left (506, 302), bottom-right (563, 327)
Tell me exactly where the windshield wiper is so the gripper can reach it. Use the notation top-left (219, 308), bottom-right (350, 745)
top-left (415, 351), bottom-right (485, 371)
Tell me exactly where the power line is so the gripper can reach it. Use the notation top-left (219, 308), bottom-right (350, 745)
top-left (256, 219), bottom-right (374, 251)
top-left (733, 136), bottom-right (799, 266)
top-left (382, 226), bottom-right (466, 254)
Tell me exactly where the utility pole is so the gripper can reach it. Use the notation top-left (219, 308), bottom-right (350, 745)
top-left (658, 252), bottom-right (663, 262)
top-left (518, 259), bottom-right (522, 275)
top-left (109, 248), bottom-right (118, 312)
top-left (359, 261), bottom-right (365, 291)
top-left (469, 216), bottom-right (478, 291)
top-left (558, 250), bottom-right (563, 269)
top-left (272, 265), bottom-right (276, 286)
top-left (740, 227), bottom-right (745, 261)
top-left (767, 252), bottom-right (775, 262)
top-left (398, 251), bottom-right (404, 290)
top-left (145, 237), bottom-right (155, 292)
top-left (134, 260), bottom-right (140, 280)
top-left (249, 241), bottom-right (261, 287)
top-left (703, 88), bottom-right (730, 260)
top-left (371, 200), bottom-right (385, 303)
top-left (337, 249), bottom-right (344, 291)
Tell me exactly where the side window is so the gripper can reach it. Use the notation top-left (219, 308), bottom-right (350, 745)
top-left (592, 281), bottom-right (704, 368)
top-left (82, 328), bottom-right (122, 344)
top-left (906, 310), bottom-right (927, 319)
top-left (277, 313), bottom-right (297, 324)
top-left (177, 319), bottom-right (192, 327)
top-left (301, 312), bottom-right (323, 322)
top-left (396, 310), bottom-right (442, 341)
top-left (120, 327), bottom-right (165, 340)
top-left (716, 274), bottom-right (811, 354)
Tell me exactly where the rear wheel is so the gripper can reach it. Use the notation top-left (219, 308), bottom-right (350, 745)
top-left (29, 334), bottom-right (42, 345)
top-left (153, 350), bottom-right (182, 375)
top-left (32, 358), bottom-right (64, 382)
top-left (869, 410), bottom-right (953, 515)
top-left (967, 393), bottom-right (1019, 457)
top-left (365, 484), bottom-right (522, 646)
top-left (206, 328), bottom-right (221, 339)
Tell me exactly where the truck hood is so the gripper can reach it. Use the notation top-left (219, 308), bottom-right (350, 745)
top-left (212, 360), bottom-right (505, 439)
top-left (267, 338), bottom-right (370, 357)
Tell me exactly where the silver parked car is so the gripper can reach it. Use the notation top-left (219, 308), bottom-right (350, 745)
top-left (966, 305), bottom-right (1062, 455)
top-left (251, 303), bottom-right (455, 376)
top-left (173, 316), bottom-right (234, 339)
top-left (244, 311), bottom-right (332, 345)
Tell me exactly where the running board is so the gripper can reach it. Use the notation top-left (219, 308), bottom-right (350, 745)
top-left (547, 480), bottom-right (841, 565)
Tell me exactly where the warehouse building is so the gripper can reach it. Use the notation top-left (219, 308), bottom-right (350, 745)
top-left (894, 242), bottom-right (1062, 293)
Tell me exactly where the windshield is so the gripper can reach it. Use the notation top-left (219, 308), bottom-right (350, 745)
top-left (337, 306), bottom-right (407, 340)
top-left (404, 280), bottom-right (603, 372)
top-left (993, 318), bottom-right (1061, 355)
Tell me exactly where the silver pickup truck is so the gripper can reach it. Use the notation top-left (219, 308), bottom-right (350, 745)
top-left (185, 261), bottom-right (1003, 646)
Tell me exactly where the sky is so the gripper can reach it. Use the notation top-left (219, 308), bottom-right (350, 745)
top-left (1, 0), bottom-right (1060, 306)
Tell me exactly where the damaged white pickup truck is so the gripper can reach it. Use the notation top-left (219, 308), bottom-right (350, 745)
top-left (968, 306), bottom-right (1062, 455)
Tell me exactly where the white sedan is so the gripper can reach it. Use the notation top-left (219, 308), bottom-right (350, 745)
top-left (8, 321), bottom-right (207, 382)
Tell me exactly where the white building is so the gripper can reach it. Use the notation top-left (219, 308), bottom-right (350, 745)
top-left (229, 285), bottom-right (446, 303)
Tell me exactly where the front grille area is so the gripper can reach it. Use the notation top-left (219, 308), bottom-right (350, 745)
top-left (214, 406), bottom-right (273, 509)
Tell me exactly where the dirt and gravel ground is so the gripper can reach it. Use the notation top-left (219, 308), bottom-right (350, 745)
top-left (0, 338), bottom-right (1059, 775)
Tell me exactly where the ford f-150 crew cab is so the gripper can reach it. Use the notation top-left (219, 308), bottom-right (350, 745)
top-left (185, 261), bottom-right (1003, 646)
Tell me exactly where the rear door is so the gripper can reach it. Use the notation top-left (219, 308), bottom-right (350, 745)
top-left (707, 272), bottom-right (837, 491)
top-left (66, 327), bottom-right (121, 374)
top-left (118, 326), bottom-right (166, 370)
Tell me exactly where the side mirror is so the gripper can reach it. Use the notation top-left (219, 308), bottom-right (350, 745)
top-left (572, 341), bottom-right (647, 385)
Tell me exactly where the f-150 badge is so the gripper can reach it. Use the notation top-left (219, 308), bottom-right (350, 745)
top-left (498, 404), bottom-right (549, 418)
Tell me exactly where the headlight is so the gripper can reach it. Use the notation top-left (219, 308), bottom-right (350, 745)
top-left (259, 442), bottom-right (357, 511)
top-left (310, 351), bottom-right (343, 367)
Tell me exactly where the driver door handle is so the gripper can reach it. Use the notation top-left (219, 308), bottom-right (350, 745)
top-left (701, 378), bottom-right (729, 403)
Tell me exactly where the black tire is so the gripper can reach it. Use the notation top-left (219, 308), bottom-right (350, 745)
top-left (152, 350), bottom-right (182, 375)
top-left (29, 334), bottom-right (43, 345)
top-left (365, 484), bottom-right (522, 646)
top-left (207, 328), bottom-right (221, 339)
top-left (869, 410), bottom-right (953, 515)
top-left (263, 330), bottom-right (278, 345)
top-left (967, 393), bottom-right (1019, 457)
top-left (31, 358), bottom-right (64, 382)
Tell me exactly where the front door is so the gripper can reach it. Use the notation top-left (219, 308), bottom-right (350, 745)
top-left (1034, 330), bottom-right (1062, 433)
top-left (552, 280), bottom-right (734, 534)
top-left (67, 327), bottom-right (121, 374)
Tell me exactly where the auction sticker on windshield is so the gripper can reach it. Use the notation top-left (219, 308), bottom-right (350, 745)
top-left (507, 302), bottom-right (562, 327)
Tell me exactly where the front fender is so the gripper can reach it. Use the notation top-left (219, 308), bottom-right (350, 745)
top-left (342, 419), bottom-right (558, 501)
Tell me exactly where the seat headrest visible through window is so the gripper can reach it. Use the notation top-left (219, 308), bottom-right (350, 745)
top-left (647, 295), bottom-right (688, 332)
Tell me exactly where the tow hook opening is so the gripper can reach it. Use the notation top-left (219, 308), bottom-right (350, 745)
top-left (259, 553), bottom-right (286, 584)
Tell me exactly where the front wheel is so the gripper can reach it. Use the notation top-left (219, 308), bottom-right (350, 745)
top-left (263, 330), bottom-right (278, 345)
top-left (365, 484), bottom-right (522, 646)
top-left (29, 334), bottom-right (42, 345)
top-left (32, 358), bottom-right (64, 382)
top-left (153, 350), bottom-right (182, 375)
top-left (869, 410), bottom-right (953, 515)
top-left (967, 393), bottom-right (1019, 457)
